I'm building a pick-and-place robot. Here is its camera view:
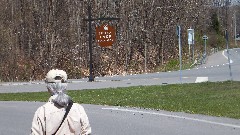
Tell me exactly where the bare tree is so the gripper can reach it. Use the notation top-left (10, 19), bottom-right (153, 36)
top-left (0, 0), bottom-right (222, 81)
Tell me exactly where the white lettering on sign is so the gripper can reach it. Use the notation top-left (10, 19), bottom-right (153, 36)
top-left (98, 31), bottom-right (113, 41)
top-left (96, 39), bottom-right (114, 42)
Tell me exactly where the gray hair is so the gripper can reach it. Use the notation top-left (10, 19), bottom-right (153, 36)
top-left (45, 69), bottom-right (71, 107)
top-left (46, 81), bottom-right (71, 107)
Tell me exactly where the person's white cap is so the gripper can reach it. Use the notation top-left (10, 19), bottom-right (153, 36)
top-left (45, 69), bottom-right (67, 83)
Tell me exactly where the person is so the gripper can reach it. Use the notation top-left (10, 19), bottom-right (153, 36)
top-left (30, 69), bottom-right (91, 135)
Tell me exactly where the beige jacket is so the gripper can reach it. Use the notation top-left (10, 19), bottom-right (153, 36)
top-left (31, 96), bottom-right (91, 135)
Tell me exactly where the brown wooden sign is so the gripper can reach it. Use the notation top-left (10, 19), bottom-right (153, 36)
top-left (96, 24), bottom-right (116, 47)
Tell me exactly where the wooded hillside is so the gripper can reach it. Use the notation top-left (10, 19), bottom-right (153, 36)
top-left (0, 0), bottom-right (238, 81)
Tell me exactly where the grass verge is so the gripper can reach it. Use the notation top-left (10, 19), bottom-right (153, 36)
top-left (1, 81), bottom-right (240, 119)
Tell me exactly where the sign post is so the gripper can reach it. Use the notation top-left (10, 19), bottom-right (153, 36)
top-left (187, 29), bottom-right (194, 62)
top-left (84, 2), bottom-right (119, 82)
top-left (225, 30), bottom-right (233, 81)
top-left (202, 35), bottom-right (208, 56)
top-left (202, 35), bottom-right (208, 64)
top-left (177, 26), bottom-right (182, 84)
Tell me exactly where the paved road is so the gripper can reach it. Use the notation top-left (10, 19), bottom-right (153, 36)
top-left (0, 49), bottom-right (240, 135)
top-left (0, 49), bottom-right (239, 93)
top-left (1, 101), bottom-right (240, 135)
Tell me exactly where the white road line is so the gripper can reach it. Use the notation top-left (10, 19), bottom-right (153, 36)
top-left (222, 50), bottom-right (233, 63)
top-left (195, 77), bottom-right (208, 83)
top-left (102, 107), bottom-right (240, 129)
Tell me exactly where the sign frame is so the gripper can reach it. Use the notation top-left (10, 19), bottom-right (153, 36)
top-left (187, 29), bottom-right (194, 45)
